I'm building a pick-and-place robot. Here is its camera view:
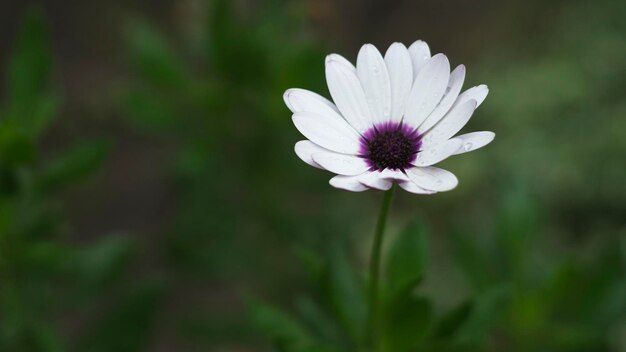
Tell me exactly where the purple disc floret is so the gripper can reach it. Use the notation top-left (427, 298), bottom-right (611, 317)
top-left (359, 121), bottom-right (422, 172)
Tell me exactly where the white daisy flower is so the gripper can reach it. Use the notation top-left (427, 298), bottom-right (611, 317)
top-left (284, 40), bottom-right (494, 193)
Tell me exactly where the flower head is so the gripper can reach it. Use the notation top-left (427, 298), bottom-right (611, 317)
top-left (285, 40), bottom-right (494, 193)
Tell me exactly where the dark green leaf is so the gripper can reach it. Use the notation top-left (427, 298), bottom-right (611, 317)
top-left (381, 294), bottom-right (433, 351)
top-left (0, 124), bottom-right (36, 166)
top-left (74, 235), bottom-right (135, 290)
top-left (77, 280), bottom-right (165, 352)
top-left (450, 229), bottom-right (492, 290)
top-left (434, 300), bottom-right (473, 339)
top-left (386, 219), bottom-right (428, 298)
top-left (293, 245), bottom-right (325, 284)
top-left (127, 21), bottom-right (187, 87)
top-left (36, 140), bottom-right (108, 194)
top-left (295, 296), bottom-right (342, 345)
top-left (5, 8), bottom-right (58, 137)
top-left (325, 247), bottom-right (366, 343)
top-left (247, 297), bottom-right (314, 350)
top-left (455, 285), bottom-right (510, 344)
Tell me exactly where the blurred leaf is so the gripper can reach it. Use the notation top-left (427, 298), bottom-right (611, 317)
top-left (0, 118), bottom-right (37, 167)
top-left (74, 235), bottom-right (135, 290)
top-left (4, 8), bottom-right (59, 137)
top-left (124, 89), bottom-right (178, 131)
top-left (295, 296), bottom-right (342, 345)
top-left (434, 300), bottom-right (474, 339)
top-left (294, 245), bottom-right (325, 285)
top-left (127, 21), bottom-right (187, 87)
top-left (208, 0), bottom-right (269, 86)
top-left (20, 241), bottom-right (72, 276)
top-left (248, 297), bottom-right (322, 351)
top-left (456, 285), bottom-right (510, 344)
top-left (77, 280), bottom-right (165, 352)
top-left (324, 246), bottom-right (366, 344)
top-left (450, 229), bottom-right (492, 290)
top-left (0, 167), bottom-right (20, 196)
top-left (36, 140), bottom-right (108, 194)
top-left (385, 219), bottom-right (428, 299)
top-left (494, 188), bottom-right (538, 282)
top-left (381, 294), bottom-right (432, 351)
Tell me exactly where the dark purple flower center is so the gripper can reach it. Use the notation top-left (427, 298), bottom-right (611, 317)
top-left (360, 122), bottom-right (422, 171)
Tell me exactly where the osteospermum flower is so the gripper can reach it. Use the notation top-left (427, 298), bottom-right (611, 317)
top-left (284, 40), bottom-right (494, 193)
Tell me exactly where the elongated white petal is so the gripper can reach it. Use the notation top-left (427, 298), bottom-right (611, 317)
top-left (379, 169), bottom-right (409, 182)
top-left (413, 138), bottom-right (463, 167)
top-left (329, 174), bottom-right (368, 192)
top-left (312, 152), bottom-right (368, 176)
top-left (326, 53), bottom-right (355, 71)
top-left (398, 180), bottom-right (437, 194)
top-left (284, 88), bottom-right (339, 117)
top-left (452, 131), bottom-right (495, 155)
top-left (326, 56), bottom-right (372, 133)
top-left (457, 84), bottom-right (489, 107)
top-left (418, 65), bottom-right (465, 133)
top-left (292, 111), bottom-right (361, 154)
top-left (357, 44), bottom-right (391, 124)
top-left (421, 99), bottom-right (477, 149)
top-left (406, 166), bottom-right (458, 192)
top-left (408, 40), bottom-right (431, 78)
top-left (404, 54), bottom-right (450, 128)
top-left (294, 140), bottom-right (327, 169)
top-left (384, 43), bottom-right (413, 123)
top-left (358, 172), bottom-right (392, 190)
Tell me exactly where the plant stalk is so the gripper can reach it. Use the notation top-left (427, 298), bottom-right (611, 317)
top-left (367, 184), bottom-right (395, 349)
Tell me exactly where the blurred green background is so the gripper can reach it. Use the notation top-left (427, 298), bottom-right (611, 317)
top-left (0, 0), bottom-right (625, 351)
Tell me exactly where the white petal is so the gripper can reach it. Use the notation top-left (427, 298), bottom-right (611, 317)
top-left (312, 152), bottom-right (369, 176)
top-left (418, 65), bottom-right (466, 133)
top-left (406, 166), bottom-right (458, 192)
top-left (421, 99), bottom-right (477, 149)
top-left (294, 140), bottom-right (327, 169)
top-left (408, 40), bottom-right (431, 78)
top-left (457, 84), bottom-right (489, 108)
top-left (326, 56), bottom-right (372, 133)
top-left (283, 88), bottom-right (339, 116)
top-left (292, 111), bottom-right (361, 154)
top-left (452, 131), bottom-right (495, 155)
top-left (413, 138), bottom-right (463, 167)
top-left (404, 54), bottom-right (450, 129)
top-left (384, 43), bottom-right (413, 123)
top-left (358, 172), bottom-right (392, 191)
top-left (357, 44), bottom-right (391, 124)
top-left (329, 174), bottom-right (369, 192)
top-left (379, 169), bottom-right (409, 182)
top-left (326, 53), bottom-right (355, 70)
top-left (398, 180), bottom-right (437, 194)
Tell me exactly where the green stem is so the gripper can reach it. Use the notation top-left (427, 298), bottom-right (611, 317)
top-left (367, 184), bottom-right (395, 349)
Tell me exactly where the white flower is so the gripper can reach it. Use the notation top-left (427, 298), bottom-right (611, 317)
top-left (284, 40), bottom-right (494, 193)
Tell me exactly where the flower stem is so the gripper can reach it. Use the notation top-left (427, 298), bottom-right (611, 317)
top-left (367, 184), bottom-right (395, 348)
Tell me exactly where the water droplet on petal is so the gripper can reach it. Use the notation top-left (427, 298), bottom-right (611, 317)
top-left (464, 142), bottom-right (473, 151)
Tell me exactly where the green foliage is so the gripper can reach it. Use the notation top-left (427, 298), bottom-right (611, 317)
top-left (3, 10), bottom-right (59, 140)
top-left (121, 0), bottom-right (347, 347)
top-left (76, 279), bottom-right (165, 352)
top-left (450, 190), bottom-right (625, 351)
top-left (248, 220), bottom-right (460, 352)
top-left (0, 9), bottom-right (154, 352)
top-left (385, 219), bottom-right (428, 299)
top-left (249, 298), bottom-right (329, 351)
